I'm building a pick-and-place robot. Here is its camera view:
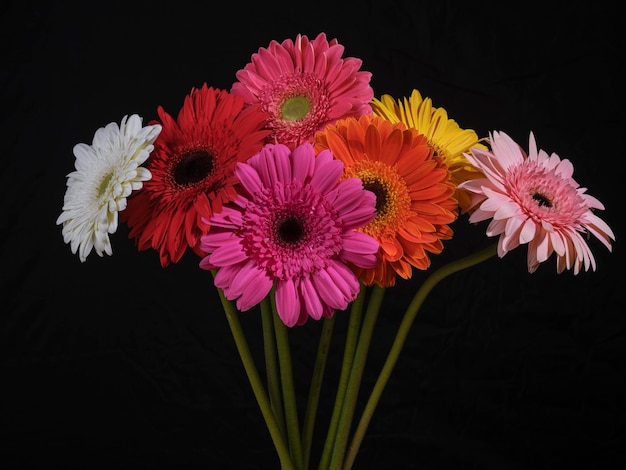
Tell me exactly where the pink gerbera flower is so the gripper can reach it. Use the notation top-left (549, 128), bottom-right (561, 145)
top-left (459, 131), bottom-right (615, 274)
top-left (199, 143), bottom-right (379, 327)
top-left (231, 32), bottom-right (374, 150)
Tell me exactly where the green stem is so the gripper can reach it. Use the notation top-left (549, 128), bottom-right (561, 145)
top-left (261, 296), bottom-right (286, 440)
top-left (329, 285), bottom-right (386, 470)
top-left (341, 243), bottom-right (499, 470)
top-left (302, 315), bottom-right (336, 470)
top-left (213, 280), bottom-right (295, 470)
top-left (271, 294), bottom-right (305, 470)
top-left (317, 286), bottom-right (367, 470)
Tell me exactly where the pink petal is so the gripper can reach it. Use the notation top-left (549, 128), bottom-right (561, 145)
top-left (235, 162), bottom-right (263, 195)
top-left (341, 232), bottom-right (379, 268)
top-left (300, 277), bottom-right (323, 320)
top-left (275, 279), bottom-right (300, 327)
top-left (329, 261), bottom-right (360, 300)
top-left (238, 271), bottom-right (274, 311)
top-left (291, 144), bottom-right (316, 182)
top-left (312, 268), bottom-right (346, 310)
top-left (251, 144), bottom-right (291, 187)
top-left (213, 263), bottom-right (243, 290)
top-left (310, 152), bottom-right (343, 195)
top-left (227, 260), bottom-right (269, 303)
top-left (208, 242), bottom-right (248, 266)
top-left (518, 218), bottom-right (537, 245)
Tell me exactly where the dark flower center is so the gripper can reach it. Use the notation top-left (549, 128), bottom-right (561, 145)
top-left (174, 150), bottom-right (214, 185)
top-left (277, 216), bottom-right (305, 244)
top-left (364, 181), bottom-right (388, 213)
top-left (532, 192), bottom-right (553, 208)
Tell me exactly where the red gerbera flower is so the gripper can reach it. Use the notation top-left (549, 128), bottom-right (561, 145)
top-left (121, 84), bottom-right (271, 266)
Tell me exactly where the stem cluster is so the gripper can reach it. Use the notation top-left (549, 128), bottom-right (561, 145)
top-left (213, 243), bottom-right (497, 469)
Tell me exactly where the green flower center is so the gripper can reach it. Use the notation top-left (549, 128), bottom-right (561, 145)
top-left (281, 96), bottom-right (311, 121)
top-left (97, 172), bottom-right (113, 198)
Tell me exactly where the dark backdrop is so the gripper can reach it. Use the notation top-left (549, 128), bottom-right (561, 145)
top-left (2, 1), bottom-right (624, 469)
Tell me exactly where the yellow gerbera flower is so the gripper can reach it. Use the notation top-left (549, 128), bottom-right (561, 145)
top-left (371, 89), bottom-right (486, 212)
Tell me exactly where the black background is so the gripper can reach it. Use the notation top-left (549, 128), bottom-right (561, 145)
top-left (2, 1), bottom-right (625, 469)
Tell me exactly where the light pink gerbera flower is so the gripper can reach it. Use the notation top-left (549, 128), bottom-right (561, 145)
top-left (459, 131), bottom-right (615, 274)
top-left (231, 32), bottom-right (374, 150)
top-left (199, 143), bottom-right (379, 327)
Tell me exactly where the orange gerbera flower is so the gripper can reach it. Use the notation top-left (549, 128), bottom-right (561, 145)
top-left (314, 115), bottom-right (458, 287)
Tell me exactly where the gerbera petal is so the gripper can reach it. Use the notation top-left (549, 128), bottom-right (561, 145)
top-left (238, 271), bottom-right (274, 312)
top-left (235, 161), bottom-right (264, 195)
top-left (311, 268), bottom-right (348, 310)
top-left (519, 218), bottom-right (537, 245)
top-left (208, 242), bottom-right (248, 266)
top-left (300, 278), bottom-right (324, 320)
top-left (275, 279), bottom-right (301, 327)
top-left (310, 152), bottom-right (344, 194)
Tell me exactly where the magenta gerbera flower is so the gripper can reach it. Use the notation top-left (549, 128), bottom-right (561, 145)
top-left (459, 131), bottom-right (615, 274)
top-left (231, 32), bottom-right (374, 150)
top-left (199, 143), bottom-right (379, 327)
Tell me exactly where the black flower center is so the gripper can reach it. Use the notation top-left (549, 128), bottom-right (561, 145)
top-left (532, 192), bottom-right (553, 208)
top-left (174, 150), bottom-right (214, 185)
top-left (277, 216), bottom-right (305, 244)
top-left (364, 181), bottom-right (388, 213)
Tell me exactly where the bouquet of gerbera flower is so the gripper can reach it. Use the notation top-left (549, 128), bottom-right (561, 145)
top-left (56, 33), bottom-right (615, 470)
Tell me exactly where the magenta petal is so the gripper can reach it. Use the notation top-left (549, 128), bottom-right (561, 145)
top-left (299, 277), bottom-right (323, 320)
top-left (208, 242), bottom-right (248, 266)
top-left (326, 261), bottom-right (359, 301)
top-left (341, 232), bottom-right (379, 268)
top-left (235, 162), bottom-right (263, 195)
top-left (290, 144), bottom-right (316, 181)
top-left (208, 205), bottom-right (244, 228)
top-left (311, 152), bottom-right (343, 194)
top-left (251, 144), bottom-right (292, 187)
top-left (311, 268), bottom-right (347, 310)
top-left (342, 231), bottom-right (379, 254)
top-left (238, 269), bottom-right (274, 311)
top-left (199, 256), bottom-right (217, 271)
top-left (227, 259), bottom-right (265, 299)
top-left (275, 279), bottom-right (300, 327)
top-left (213, 264), bottom-right (242, 291)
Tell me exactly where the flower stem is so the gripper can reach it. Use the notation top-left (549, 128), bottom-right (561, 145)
top-left (302, 315), bottom-right (336, 470)
top-left (213, 280), bottom-right (295, 470)
top-left (261, 296), bottom-right (286, 440)
top-left (317, 286), bottom-right (366, 470)
top-left (341, 243), bottom-right (499, 470)
top-left (329, 285), bottom-right (385, 470)
top-left (271, 294), bottom-right (305, 470)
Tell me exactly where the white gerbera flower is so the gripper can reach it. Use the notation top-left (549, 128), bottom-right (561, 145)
top-left (56, 114), bottom-right (162, 262)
